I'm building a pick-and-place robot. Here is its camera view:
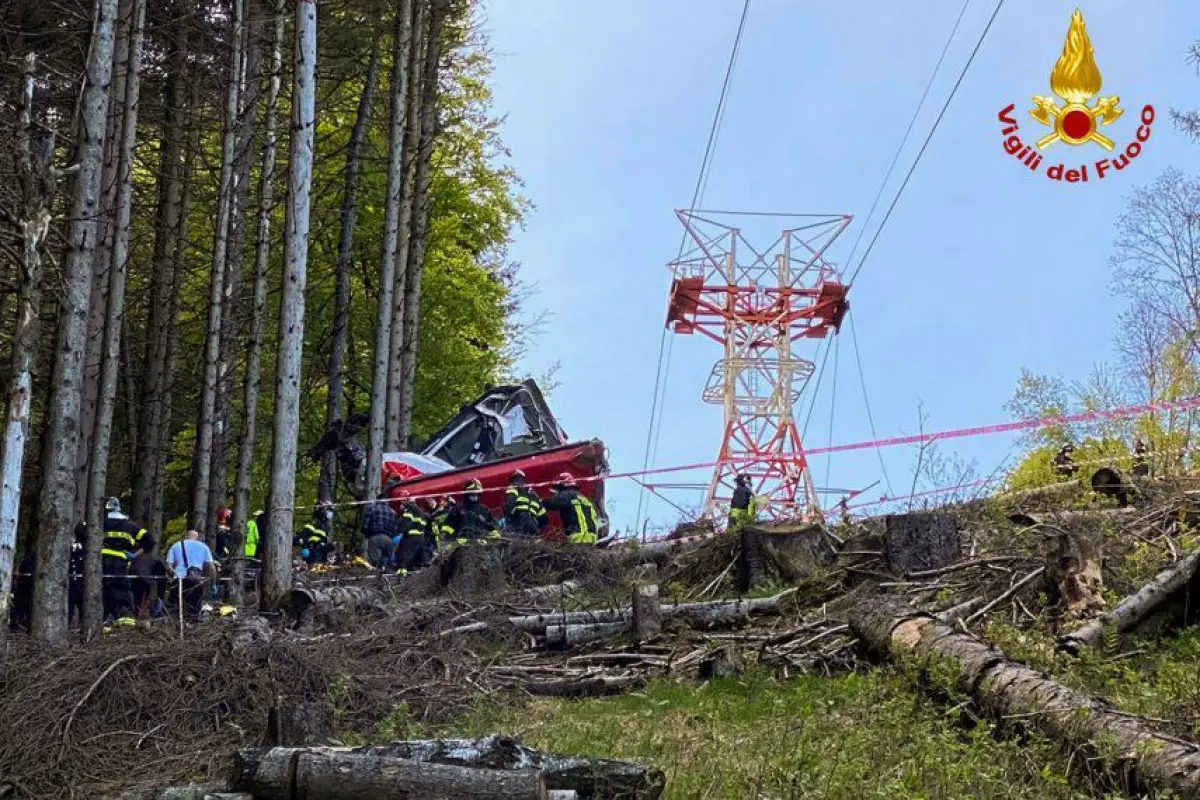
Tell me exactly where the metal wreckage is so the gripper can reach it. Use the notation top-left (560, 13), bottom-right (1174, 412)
top-left (306, 379), bottom-right (610, 539)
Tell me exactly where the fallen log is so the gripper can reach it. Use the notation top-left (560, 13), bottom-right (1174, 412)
top-left (287, 584), bottom-right (393, 625)
top-left (522, 675), bottom-right (644, 698)
top-left (1060, 547), bottom-right (1200, 655)
top-left (510, 589), bottom-right (795, 633)
top-left (523, 581), bottom-right (581, 603)
top-left (236, 739), bottom-right (665, 799)
top-left (849, 596), bottom-right (1200, 797)
top-left (544, 622), bottom-right (629, 648)
top-left (233, 748), bottom-right (547, 800)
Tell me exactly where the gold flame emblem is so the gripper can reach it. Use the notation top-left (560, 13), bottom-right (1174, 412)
top-left (1029, 8), bottom-right (1123, 150)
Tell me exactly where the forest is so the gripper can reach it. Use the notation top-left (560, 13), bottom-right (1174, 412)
top-left (0, 0), bottom-right (529, 645)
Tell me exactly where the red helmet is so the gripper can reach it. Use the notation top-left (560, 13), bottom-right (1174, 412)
top-left (217, 507), bottom-right (232, 525)
top-left (555, 472), bottom-right (577, 489)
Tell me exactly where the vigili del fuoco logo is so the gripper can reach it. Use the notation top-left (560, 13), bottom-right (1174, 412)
top-left (998, 8), bottom-right (1154, 182)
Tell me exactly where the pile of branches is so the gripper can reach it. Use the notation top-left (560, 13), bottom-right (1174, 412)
top-left (0, 617), bottom-right (496, 798)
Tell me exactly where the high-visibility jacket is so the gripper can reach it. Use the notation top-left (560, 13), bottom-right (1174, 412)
top-left (544, 489), bottom-right (600, 545)
top-left (398, 503), bottom-right (430, 537)
top-left (504, 486), bottom-right (546, 537)
top-left (448, 500), bottom-right (498, 544)
top-left (430, 509), bottom-right (455, 551)
top-left (102, 512), bottom-right (146, 561)
top-left (298, 521), bottom-right (330, 563)
top-left (245, 514), bottom-right (261, 559)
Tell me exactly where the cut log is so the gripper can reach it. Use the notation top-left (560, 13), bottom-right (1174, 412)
top-left (233, 748), bottom-right (547, 800)
top-left (1061, 547), bottom-right (1200, 654)
top-left (510, 589), bottom-right (795, 633)
top-left (632, 584), bottom-right (662, 642)
top-left (882, 512), bottom-right (960, 575)
top-left (287, 584), bottom-right (392, 626)
top-left (522, 675), bottom-right (644, 698)
top-left (545, 622), bottom-right (628, 649)
top-left (523, 581), bottom-right (580, 603)
top-left (1043, 524), bottom-right (1105, 616)
top-left (236, 740), bottom-right (665, 799)
top-left (849, 596), bottom-right (1200, 798)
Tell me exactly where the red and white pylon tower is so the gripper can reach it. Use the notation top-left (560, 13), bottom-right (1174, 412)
top-left (665, 210), bottom-right (852, 523)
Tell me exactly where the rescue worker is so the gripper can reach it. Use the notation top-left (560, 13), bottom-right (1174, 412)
top-left (543, 473), bottom-right (600, 545)
top-left (361, 498), bottom-right (402, 569)
top-left (245, 510), bottom-right (263, 560)
top-left (1053, 444), bottom-right (1077, 479)
top-left (214, 507), bottom-right (233, 560)
top-left (69, 523), bottom-right (86, 624)
top-left (447, 480), bottom-right (499, 545)
top-left (428, 496), bottom-right (456, 554)
top-left (394, 491), bottom-right (434, 571)
top-left (503, 469), bottom-right (546, 539)
top-left (297, 502), bottom-right (333, 565)
top-left (1132, 437), bottom-right (1150, 478)
top-left (102, 497), bottom-right (145, 626)
top-left (727, 474), bottom-right (760, 533)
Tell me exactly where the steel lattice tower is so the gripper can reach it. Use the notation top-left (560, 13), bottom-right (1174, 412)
top-left (665, 210), bottom-right (852, 523)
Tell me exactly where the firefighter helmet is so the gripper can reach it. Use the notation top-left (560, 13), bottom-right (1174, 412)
top-left (105, 497), bottom-right (121, 513)
top-left (554, 472), bottom-right (577, 489)
top-left (465, 479), bottom-right (483, 493)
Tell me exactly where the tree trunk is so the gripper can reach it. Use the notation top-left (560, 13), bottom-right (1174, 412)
top-left (849, 596), bottom-right (1200, 798)
top-left (239, 739), bottom-right (665, 799)
top-left (232, 0), bottom-right (284, 607)
top-left (396, 0), bottom-right (450, 447)
top-left (209, 15), bottom-right (261, 533)
top-left (263, 0), bottom-right (317, 610)
top-left (322, 39), bottom-right (381, 503)
top-left (132, 5), bottom-right (189, 528)
top-left (384, 0), bottom-right (426, 450)
top-left (508, 590), bottom-right (795, 633)
top-left (1061, 546), bottom-right (1200, 654)
top-left (32, 0), bottom-right (120, 646)
top-left (233, 749), bottom-right (548, 800)
top-left (76, 0), bottom-right (132, 526)
top-left (0, 56), bottom-right (56, 634)
top-left (192, 0), bottom-right (245, 540)
top-left (85, 0), bottom-right (146, 628)
top-left (365, 0), bottom-right (414, 511)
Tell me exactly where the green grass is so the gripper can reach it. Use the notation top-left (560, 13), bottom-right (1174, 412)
top-left (401, 669), bottom-right (1090, 799)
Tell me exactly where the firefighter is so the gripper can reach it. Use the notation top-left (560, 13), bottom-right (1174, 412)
top-left (297, 502), bottom-right (333, 565)
top-left (543, 473), bottom-right (600, 545)
top-left (1053, 444), bottom-right (1077, 479)
top-left (727, 474), bottom-right (761, 534)
top-left (102, 497), bottom-right (145, 626)
top-left (503, 469), bottom-right (546, 539)
top-left (394, 491), bottom-right (434, 571)
top-left (448, 480), bottom-right (499, 545)
top-left (1132, 437), bottom-right (1150, 478)
top-left (428, 496), bottom-right (456, 554)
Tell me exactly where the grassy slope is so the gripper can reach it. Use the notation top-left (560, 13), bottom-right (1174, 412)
top-left (398, 669), bottom-right (1090, 799)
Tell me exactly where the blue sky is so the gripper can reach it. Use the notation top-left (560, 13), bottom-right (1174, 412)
top-left (480, 0), bottom-right (1200, 535)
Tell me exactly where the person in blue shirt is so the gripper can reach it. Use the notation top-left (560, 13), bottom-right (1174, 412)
top-left (166, 530), bottom-right (215, 620)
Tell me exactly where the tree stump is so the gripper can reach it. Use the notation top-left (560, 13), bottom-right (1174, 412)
top-left (440, 544), bottom-right (507, 597)
top-left (882, 512), bottom-right (960, 575)
top-left (632, 584), bottom-right (662, 643)
top-left (1043, 524), bottom-right (1105, 616)
top-left (267, 698), bottom-right (335, 747)
top-left (738, 523), bottom-right (835, 591)
top-left (698, 645), bottom-right (742, 680)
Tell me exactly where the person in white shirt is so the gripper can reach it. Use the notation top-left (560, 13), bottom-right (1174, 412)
top-left (166, 530), bottom-right (215, 618)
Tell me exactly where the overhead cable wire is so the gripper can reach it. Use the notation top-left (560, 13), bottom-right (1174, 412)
top-left (847, 0), bottom-right (1008, 288)
top-left (842, 0), bottom-right (975, 269)
top-left (847, 310), bottom-right (895, 497)
top-left (634, 0), bottom-right (753, 529)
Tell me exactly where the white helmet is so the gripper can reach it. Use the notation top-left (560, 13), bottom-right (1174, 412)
top-left (105, 497), bottom-right (121, 513)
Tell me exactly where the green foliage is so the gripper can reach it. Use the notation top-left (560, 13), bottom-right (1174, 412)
top-left (416, 670), bottom-right (1086, 799)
